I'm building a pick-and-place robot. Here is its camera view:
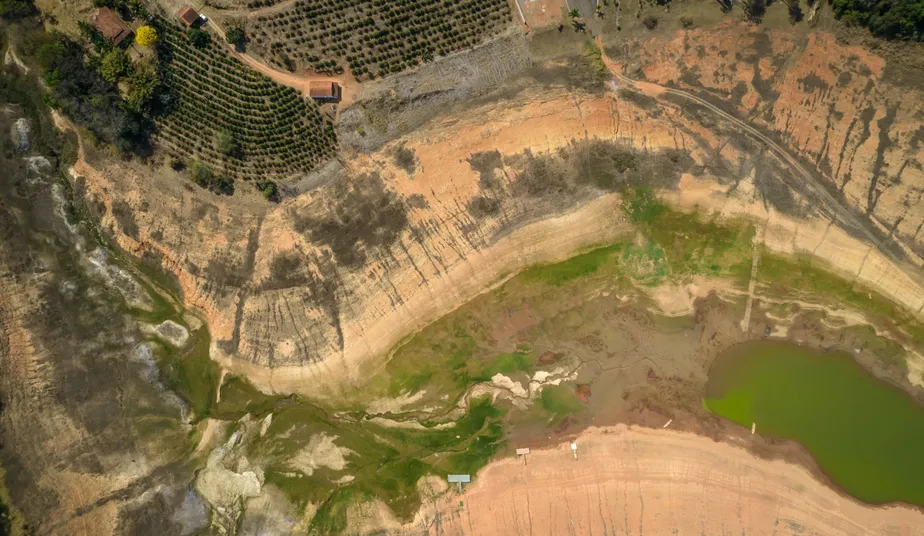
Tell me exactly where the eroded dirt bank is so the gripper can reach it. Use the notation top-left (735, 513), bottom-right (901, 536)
top-left (74, 20), bottom-right (924, 396)
top-left (397, 425), bottom-right (924, 536)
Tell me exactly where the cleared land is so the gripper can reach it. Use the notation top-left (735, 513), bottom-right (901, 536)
top-left (402, 425), bottom-right (924, 536)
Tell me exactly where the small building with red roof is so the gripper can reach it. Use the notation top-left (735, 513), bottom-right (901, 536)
top-left (89, 7), bottom-right (132, 46)
top-left (177, 5), bottom-right (200, 28)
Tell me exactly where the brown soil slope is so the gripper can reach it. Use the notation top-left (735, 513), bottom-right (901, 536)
top-left (74, 21), bottom-right (924, 396)
top-left (622, 22), bottom-right (924, 258)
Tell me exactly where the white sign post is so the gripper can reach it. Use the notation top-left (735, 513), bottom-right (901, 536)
top-left (516, 447), bottom-right (530, 465)
top-left (447, 474), bottom-right (471, 493)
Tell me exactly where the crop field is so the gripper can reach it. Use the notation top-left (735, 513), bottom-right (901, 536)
top-left (248, 0), bottom-right (513, 79)
top-left (156, 20), bottom-right (336, 181)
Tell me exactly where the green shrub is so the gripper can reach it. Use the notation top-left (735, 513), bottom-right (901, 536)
top-left (832, 0), bottom-right (924, 40)
top-left (187, 28), bottom-right (210, 48)
top-left (100, 48), bottom-right (131, 82)
top-left (225, 23), bottom-right (245, 46)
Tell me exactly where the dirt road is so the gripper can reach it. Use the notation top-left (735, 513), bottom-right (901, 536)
top-left (600, 46), bottom-right (924, 286)
top-left (405, 425), bottom-right (924, 536)
top-left (204, 17), bottom-right (362, 109)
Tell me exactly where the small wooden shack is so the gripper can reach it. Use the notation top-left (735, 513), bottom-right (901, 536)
top-left (89, 7), bottom-right (132, 46)
top-left (177, 5), bottom-right (200, 28)
top-left (308, 81), bottom-right (341, 102)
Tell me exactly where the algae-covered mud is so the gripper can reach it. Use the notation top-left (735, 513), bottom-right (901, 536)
top-left (705, 341), bottom-right (924, 506)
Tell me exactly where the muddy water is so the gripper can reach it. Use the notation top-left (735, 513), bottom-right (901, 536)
top-left (704, 340), bottom-right (924, 506)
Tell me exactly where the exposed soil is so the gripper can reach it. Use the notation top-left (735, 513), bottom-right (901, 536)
top-left (64, 17), bottom-right (924, 398)
top-left (397, 425), bottom-right (924, 535)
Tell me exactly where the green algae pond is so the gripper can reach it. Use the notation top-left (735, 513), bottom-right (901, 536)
top-left (704, 340), bottom-right (924, 507)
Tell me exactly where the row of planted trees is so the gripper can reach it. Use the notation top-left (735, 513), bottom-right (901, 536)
top-left (155, 18), bottom-right (336, 188)
top-left (249, 0), bottom-right (511, 79)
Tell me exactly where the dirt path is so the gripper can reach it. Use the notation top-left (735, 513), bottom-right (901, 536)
top-left (402, 425), bottom-right (924, 535)
top-left (204, 17), bottom-right (362, 110)
top-left (741, 231), bottom-right (763, 332)
top-left (599, 45), bottom-right (924, 285)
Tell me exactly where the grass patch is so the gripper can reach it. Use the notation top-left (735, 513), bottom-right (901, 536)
top-left (0, 467), bottom-right (28, 536)
top-left (212, 374), bottom-right (283, 421)
top-left (157, 328), bottom-right (220, 421)
top-left (620, 242), bottom-right (670, 285)
top-left (257, 397), bottom-right (505, 532)
top-left (625, 188), bottom-right (755, 282)
top-left (517, 244), bottom-right (623, 286)
top-left (469, 351), bottom-right (536, 381)
top-left (582, 41), bottom-right (608, 78)
top-left (308, 488), bottom-right (355, 535)
top-left (384, 315), bottom-right (479, 398)
top-left (540, 385), bottom-right (584, 416)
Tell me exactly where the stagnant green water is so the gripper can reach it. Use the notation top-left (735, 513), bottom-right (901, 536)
top-left (704, 340), bottom-right (924, 506)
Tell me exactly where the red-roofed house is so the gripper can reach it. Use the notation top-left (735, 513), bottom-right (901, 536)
top-left (177, 5), bottom-right (200, 28)
top-left (89, 7), bottom-right (132, 46)
top-left (308, 81), bottom-right (341, 102)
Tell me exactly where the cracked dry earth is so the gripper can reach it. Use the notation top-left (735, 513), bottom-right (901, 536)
top-left (400, 426), bottom-right (924, 536)
top-left (78, 19), bottom-right (924, 398)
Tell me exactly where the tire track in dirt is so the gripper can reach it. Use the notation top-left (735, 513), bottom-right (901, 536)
top-left (600, 46), bottom-right (924, 283)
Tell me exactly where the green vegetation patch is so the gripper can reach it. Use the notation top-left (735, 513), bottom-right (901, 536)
top-left (212, 375), bottom-right (283, 421)
top-left (705, 340), bottom-right (924, 506)
top-left (518, 244), bottom-right (623, 286)
top-left (156, 328), bottom-right (220, 421)
top-left (620, 242), bottom-right (669, 285)
top-left (539, 385), bottom-right (584, 416)
top-left (252, 397), bottom-right (505, 533)
top-left (468, 351), bottom-right (536, 380)
top-left (626, 189), bottom-right (755, 282)
top-left (758, 253), bottom-right (924, 344)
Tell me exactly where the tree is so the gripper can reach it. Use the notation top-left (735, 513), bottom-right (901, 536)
top-left (213, 129), bottom-right (239, 157)
top-left (100, 48), bottom-right (131, 82)
top-left (225, 22), bottom-right (245, 46)
top-left (125, 59), bottom-right (160, 109)
top-left (643, 15), bottom-right (658, 29)
top-left (832, 0), bottom-right (924, 41)
top-left (787, 0), bottom-right (804, 22)
top-left (190, 162), bottom-right (213, 185)
top-left (568, 8), bottom-right (580, 18)
top-left (33, 34), bottom-right (153, 154)
top-left (135, 25), bottom-right (158, 47)
top-left (190, 163), bottom-right (234, 195)
top-left (257, 180), bottom-right (279, 202)
top-left (187, 28), bottom-right (210, 48)
top-left (742, 0), bottom-right (768, 23)
top-left (0, 0), bottom-right (34, 19)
